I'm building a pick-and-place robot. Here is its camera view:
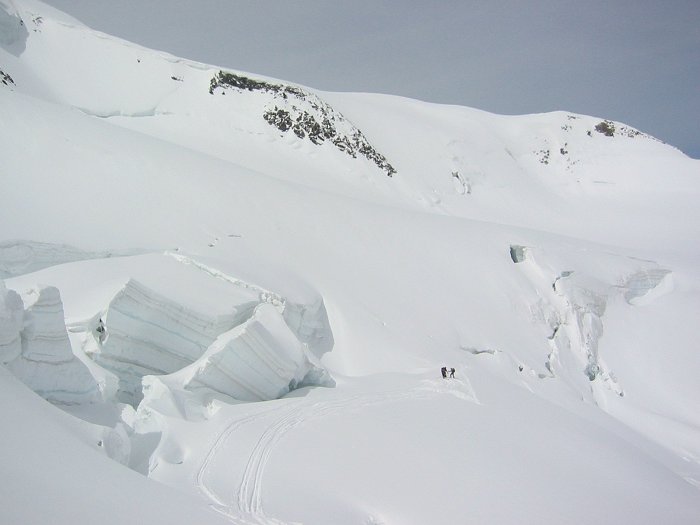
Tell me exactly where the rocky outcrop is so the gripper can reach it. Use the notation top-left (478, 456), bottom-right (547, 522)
top-left (1, 68), bottom-right (14, 87)
top-left (210, 70), bottom-right (396, 177)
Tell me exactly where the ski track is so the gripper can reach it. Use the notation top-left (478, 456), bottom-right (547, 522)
top-left (194, 379), bottom-right (478, 524)
top-left (195, 402), bottom-right (292, 515)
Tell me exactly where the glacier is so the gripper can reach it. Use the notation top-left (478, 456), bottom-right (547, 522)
top-left (2, 283), bottom-right (100, 404)
top-left (1, 1), bottom-right (699, 523)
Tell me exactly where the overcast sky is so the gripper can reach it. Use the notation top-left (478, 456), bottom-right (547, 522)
top-left (43, 0), bottom-right (700, 158)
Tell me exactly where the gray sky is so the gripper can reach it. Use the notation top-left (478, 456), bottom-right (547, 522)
top-left (43, 0), bottom-right (700, 158)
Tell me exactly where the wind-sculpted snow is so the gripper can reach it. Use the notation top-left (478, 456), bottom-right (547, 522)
top-left (5, 285), bottom-right (100, 404)
top-left (92, 278), bottom-right (260, 405)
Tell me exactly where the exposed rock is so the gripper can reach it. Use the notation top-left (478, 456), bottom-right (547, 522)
top-left (0, 68), bottom-right (14, 86)
top-left (210, 70), bottom-right (396, 177)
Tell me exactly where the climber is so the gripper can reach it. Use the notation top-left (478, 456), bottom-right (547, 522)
top-left (96, 318), bottom-right (106, 343)
top-left (441, 366), bottom-right (447, 379)
top-left (449, 367), bottom-right (455, 378)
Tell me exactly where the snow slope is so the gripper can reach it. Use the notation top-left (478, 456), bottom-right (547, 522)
top-left (1, 1), bottom-right (699, 524)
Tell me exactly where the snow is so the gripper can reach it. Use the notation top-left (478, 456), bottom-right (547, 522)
top-left (0, 280), bottom-right (23, 363)
top-left (1, 0), bottom-right (700, 523)
top-left (0, 283), bottom-right (100, 403)
top-left (0, 0), bottom-right (26, 47)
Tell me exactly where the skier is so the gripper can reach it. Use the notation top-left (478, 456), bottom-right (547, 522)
top-left (449, 367), bottom-right (455, 378)
top-left (441, 366), bottom-right (447, 379)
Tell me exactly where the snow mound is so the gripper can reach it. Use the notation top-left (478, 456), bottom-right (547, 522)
top-left (5, 285), bottom-right (100, 404)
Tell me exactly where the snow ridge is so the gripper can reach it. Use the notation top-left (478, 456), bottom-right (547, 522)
top-left (209, 70), bottom-right (396, 177)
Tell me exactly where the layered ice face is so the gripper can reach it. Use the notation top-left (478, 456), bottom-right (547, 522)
top-left (3, 252), bottom-right (335, 411)
top-left (1, 283), bottom-right (100, 404)
top-left (0, 280), bottom-right (23, 363)
top-left (92, 278), bottom-right (260, 405)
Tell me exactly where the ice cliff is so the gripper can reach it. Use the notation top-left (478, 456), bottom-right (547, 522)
top-left (173, 303), bottom-right (331, 402)
top-left (91, 278), bottom-right (261, 405)
top-left (511, 245), bottom-right (673, 402)
top-left (1, 283), bottom-right (100, 404)
top-left (51, 253), bottom-right (337, 410)
top-left (138, 303), bottom-right (332, 424)
top-left (0, 280), bottom-right (23, 363)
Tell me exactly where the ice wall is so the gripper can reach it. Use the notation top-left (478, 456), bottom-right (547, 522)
top-left (5, 285), bottom-right (100, 404)
top-left (622, 268), bottom-right (672, 305)
top-left (0, 280), bottom-right (23, 363)
top-left (283, 295), bottom-right (334, 358)
top-left (92, 279), bottom-right (259, 405)
top-left (183, 303), bottom-right (332, 401)
top-left (514, 246), bottom-right (672, 402)
top-left (137, 303), bottom-right (333, 426)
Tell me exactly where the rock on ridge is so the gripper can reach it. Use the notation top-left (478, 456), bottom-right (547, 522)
top-left (209, 70), bottom-right (396, 177)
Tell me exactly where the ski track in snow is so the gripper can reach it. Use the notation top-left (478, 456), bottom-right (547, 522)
top-left (196, 379), bottom-right (478, 524)
top-left (195, 402), bottom-right (291, 520)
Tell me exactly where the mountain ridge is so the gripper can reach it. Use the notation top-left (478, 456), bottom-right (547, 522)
top-left (1, 1), bottom-right (700, 524)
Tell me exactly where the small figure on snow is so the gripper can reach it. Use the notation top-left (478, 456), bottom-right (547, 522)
top-left (441, 366), bottom-right (447, 379)
top-left (96, 318), bottom-right (107, 344)
top-left (449, 367), bottom-right (455, 378)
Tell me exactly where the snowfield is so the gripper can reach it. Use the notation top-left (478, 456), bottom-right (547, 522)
top-left (1, 1), bottom-right (699, 523)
